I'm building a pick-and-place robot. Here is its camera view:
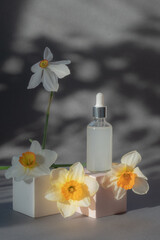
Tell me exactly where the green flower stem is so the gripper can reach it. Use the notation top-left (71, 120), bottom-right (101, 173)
top-left (42, 91), bottom-right (53, 149)
top-left (41, 92), bottom-right (86, 170)
top-left (51, 163), bottom-right (86, 169)
top-left (51, 163), bottom-right (72, 169)
top-left (0, 166), bottom-right (10, 170)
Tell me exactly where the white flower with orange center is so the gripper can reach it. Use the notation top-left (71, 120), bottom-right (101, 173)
top-left (27, 47), bottom-right (71, 92)
top-left (5, 141), bottom-right (57, 181)
top-left (45, 162), bottom-right (99, 218)
top-left (102, 151), bottom-right (149, 200)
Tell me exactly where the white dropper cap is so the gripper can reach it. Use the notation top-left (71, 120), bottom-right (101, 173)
top-left (93, 93), bottom-right (107, 118)
top-left (95, 93), bottom-right (104, 107)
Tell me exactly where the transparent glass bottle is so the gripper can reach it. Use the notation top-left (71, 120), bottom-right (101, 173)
top-left (86, 93), bottom-right (112, 172)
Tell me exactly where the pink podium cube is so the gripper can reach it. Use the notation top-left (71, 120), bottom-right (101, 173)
top-left (77, 171), bottom-right (127, 218)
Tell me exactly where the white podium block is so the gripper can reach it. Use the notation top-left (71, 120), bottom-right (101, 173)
top-left (13, 175), bottom-right (59, 218)
top-left (77, 171), bottom-right (127, 218)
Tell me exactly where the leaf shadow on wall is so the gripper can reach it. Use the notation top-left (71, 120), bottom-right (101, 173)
top-left (0, 5), bottom-right (160, 211)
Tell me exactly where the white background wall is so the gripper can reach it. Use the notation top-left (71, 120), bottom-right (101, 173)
top-left (0, 0), bottom-right (160, 206)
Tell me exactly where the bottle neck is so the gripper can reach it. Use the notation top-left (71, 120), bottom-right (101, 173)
top-left (93, 118), bottom-right (107, 127)
top-left (93, 117), bottom-right (106, 121)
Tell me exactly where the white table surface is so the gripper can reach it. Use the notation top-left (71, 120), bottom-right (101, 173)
top-left (0, 170), bottom-right (159, 240)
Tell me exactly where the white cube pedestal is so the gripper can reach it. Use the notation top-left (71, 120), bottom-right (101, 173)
top-left (13, 175), bottom-right (59, 218)
top-left (77, 171), bottom-right (127, 218)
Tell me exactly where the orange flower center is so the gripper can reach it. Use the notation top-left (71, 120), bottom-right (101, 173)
top-left (61, 180), bottom-right (89, 201)
top-left (19, 152), bottom-right (37, 169)
top-left (39, 59), bottom-right (48, 68)
top-left (117, 171), bottom-right (137, 190)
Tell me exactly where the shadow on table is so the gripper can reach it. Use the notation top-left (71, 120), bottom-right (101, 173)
top-left (0, 202), bottom-right (34, 227)
top-left (128, 178), bottom-right (160, 211)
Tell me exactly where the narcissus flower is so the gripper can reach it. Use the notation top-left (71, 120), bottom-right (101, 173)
top-left (45, 162), bottom-right (99, 218)
top-left (27, 47), bottom-right (71, 92)
top-left (102, 151), bottom-right (149, 200)
top-left (5, 141), bottom-right (57, 181)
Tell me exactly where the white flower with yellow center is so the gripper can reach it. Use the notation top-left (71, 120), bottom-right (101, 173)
top-left (102, 151), bottom-right (149, 200)
top-left (27, 47), bottom-right (71, 92)
top-left (5, 141), bottom-right (57, 181)
top-left (45, 162), bottom-right (99, 218)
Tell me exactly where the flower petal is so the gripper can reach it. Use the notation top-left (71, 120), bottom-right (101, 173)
top-left (48, 63), bottom-right (70, 79)
top-left (43, 47), bottom-right (53, 61)
top-left (112, 163), bottom-right (125, 175)
top-left (121, 151), bottom-right (141, 168)
top-left (134, 167), bottom-right (148, 180)
top-left (67, 162), bottom-right (84, 182)
top-left (113, 184), bottom-right (127, 200)
top-left (31, 62), bottom-right (41, 73)
top-left (84, 176), bottom-right (99, 196)
top-left (69, 197), bottom-right (91, 207)
top-left (40, 149), bottom-right (57, 167)
top-left (57, 201), bottom-right (77, 218)
top-left (27, 70), bottom-right (42, 89)
top-left (77, 197), bottom-right (91, 207)
top-left (5, 164), bottom-right (26, 181)
top-left (29, 140), bottom-right (41, 154)
top-left (53, 60), bottom-right (71, 65)
top-left (45, 188), bottom-right (62, 202)
top-left (14, 173), bottom-right (28, 181)
top-left (50, 168), bottom-right (68, 186)
top-left (101, 169), bottom-right (119, 189)
top-left (12, 156), bottom-right (19, 165)
top-left (132, 177), bottom-right (149, 195)
top-left (42, 69), bottom-right (59, 92)
top-left (5, 166), bottom-right (14, 179)
top-left (30, 166), bottom-right (49, 176)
